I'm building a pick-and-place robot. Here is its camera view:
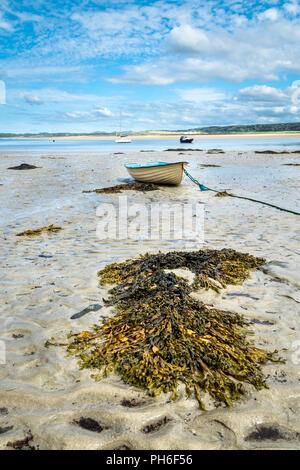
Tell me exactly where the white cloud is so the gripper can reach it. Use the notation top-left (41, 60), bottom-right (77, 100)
top-left (178, 87), bottom-right (227, 103)
top-left (136, 118), bottom-right (155, 124)
top-left (108, 52), bottom-right (279, 86)
top-left (233, 83), bottom-right (300, 120)
top-left (14, 11), bottom-right (41, 23)
top-left (17, 88), bottom-right (105, 104)
top-left (62, 107), bottom-right (114, 121)
top-left (24, 94), bottom-right (43, 105)
top-left (68, 5), bottom-right (171, 58)
top-left (111, 13), bottom-right (300, 85)
top-left (2, 1), bottom-right (300, 131)
top-left (2, 1), bottom-right (300, 86)
top-left (94, 107), bottom-right (114, 117)
top-left (258, 8), bottom-right (280, 21)
top-left (237, 83), bottom-right (300, 106)
top-left (121, 82), bottom-right (300, 129)
top-left (167, 25), bottom-right (210, 54)
top-left (0, 12), bottom-right (13, 31)
top-left (236, 85), bottom-right (288, 103)
top-left (5, 65), bottom-right (84, 79)
top-left (3, 81), bottom-right (300, 132)
top-left (0, 80), bottom-right (6, 104)
top-left (64, 111), bottom-right (91, 119)
top-left (284, 2), bottom-right (300, 16)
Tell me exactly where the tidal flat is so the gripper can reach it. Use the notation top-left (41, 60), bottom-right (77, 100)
top-left (0, 148), bottom-right (299, 450)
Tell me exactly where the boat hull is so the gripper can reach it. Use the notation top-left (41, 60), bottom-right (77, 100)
top-left (125, 162), bottom-right (187, 185)
top-left (115, 138), bottom-right (132, 143)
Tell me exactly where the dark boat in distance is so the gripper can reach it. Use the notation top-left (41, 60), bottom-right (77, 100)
top-left (180, 135), bottom-right (194, 144)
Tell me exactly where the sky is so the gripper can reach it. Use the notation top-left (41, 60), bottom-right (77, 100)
top-left (0, 0), bottom-right (300, 133)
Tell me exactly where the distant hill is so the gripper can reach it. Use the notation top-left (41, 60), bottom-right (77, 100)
top-left (1, 122), bottom-right (300, 137)
top-left (184, 122), bottom-right (300, 134)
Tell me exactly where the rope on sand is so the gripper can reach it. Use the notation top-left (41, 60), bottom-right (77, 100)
top-left (183, 168), bottom-right (300, 216)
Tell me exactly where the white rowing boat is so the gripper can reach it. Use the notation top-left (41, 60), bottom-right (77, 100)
top-left (115, 136), bottom-right (132, 143)
top-left (125, 161), bottom-right (188, 185)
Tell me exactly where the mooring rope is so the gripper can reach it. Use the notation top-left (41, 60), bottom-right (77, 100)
top-left (183, 168), bottom-right (300, 216)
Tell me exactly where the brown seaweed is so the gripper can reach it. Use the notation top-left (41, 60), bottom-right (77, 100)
top-left (7, 163), bottom-right (40, 170)
top-left (6, 432), bottom-right (36, 450)
top-left (73, 417), bottom-right (108, 433)
top-left (254, 150), bottom-right (287, 154)
top-left (16, 224), bottom-right (62, 237)
top-left (215, 191), bottom-right (230, 197)
top-left (164, 148), bottom-right (203, 151)
top-left (201, 164), bottom-right (222, 167)
top-left (206, 149), bottom-right (225, 154)
top-left (83, 182), bottom-right (159, 193)
top-left (245, 424), bottom-right (300, 442)
top-left (142, 416), bottom-right (171, 434)
top-left (64, 249), bottom-right (282, 409)
top-left (281, 163), bottom-right (300, 166)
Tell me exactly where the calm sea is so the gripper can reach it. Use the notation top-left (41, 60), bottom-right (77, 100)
top-left (0, 136), bottom-right (300, 153)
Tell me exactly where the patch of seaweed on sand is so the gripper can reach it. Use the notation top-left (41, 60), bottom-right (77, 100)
top-left (164, 148), bottom-right (203, 151)
top-left (254, 150), bottom-right (289, 155)
top-left (7, 163), bottom-right (40, 170)
top-left (281, 163), bottom-right (300, 166)
top-left (83, 182), bottom-right (159, 193)
top-left (64, 248), bottom-right (282, 410)
top-left (201, 164), bottom-right (222, 167)
top-left (16, 224), bottom-right (62, 237)
top-left (7, 432), bottom-right (37, 450)
top-left (72, 417), bottom-right (109, 433)
top-left (215, 191), bottom-right (230, 197)
top-left (206, 149), bottom-right (225, 154)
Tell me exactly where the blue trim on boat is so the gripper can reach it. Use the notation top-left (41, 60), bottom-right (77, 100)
top-left (125, 162), bottom-right (179, 169)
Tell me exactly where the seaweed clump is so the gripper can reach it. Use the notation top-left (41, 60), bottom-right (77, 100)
top-left (254, 150), bottom-right (287, 155)
top-left (16, 224), bottom-right (62, 236)
top-left (6, 432), bottom-right (36, 450)
top-left (164, 148), bottom-right (203, 151)
top-left (201, 164), bottom-right (222, 167)
top-left (73, 417), bottom-right (108, 433)
top-left (281, 163), bottom-right (300, 166)
top-left (206, 149), bottom-right (225, 154)
top-left (7, 163), bottom-right (40, 170)
top-left (65, 249), bottom-right (281, 409)
top-left (215, 191), bottom-right (230, 198)
top-left (83, 182), bottom-right (159, 194)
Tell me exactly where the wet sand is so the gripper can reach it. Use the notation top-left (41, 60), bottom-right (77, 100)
top-left (0, 149), bottom-right (299, 450)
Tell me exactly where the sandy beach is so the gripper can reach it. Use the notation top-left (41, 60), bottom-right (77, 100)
top-left (0, 148), bottom-right (300, 450)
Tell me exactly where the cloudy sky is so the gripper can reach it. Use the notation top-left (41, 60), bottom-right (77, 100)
top-left (0, 0), bottom-right (300, 133)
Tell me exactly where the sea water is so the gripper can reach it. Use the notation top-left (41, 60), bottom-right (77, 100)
top-left (0, 136), bottom-right (300, 153)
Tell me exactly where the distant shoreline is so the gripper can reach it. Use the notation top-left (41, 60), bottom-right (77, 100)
top-left (3, 132), bottom-right (300, 140)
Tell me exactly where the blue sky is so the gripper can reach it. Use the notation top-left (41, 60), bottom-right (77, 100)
top-left (0, 0), bottom-right (300, 133)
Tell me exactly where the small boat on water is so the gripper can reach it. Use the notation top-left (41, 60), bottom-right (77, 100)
top-left (125, 161), bottom-right (188, 185)
top-left (115, 135), bottom-right (132, 143)
top-left (115, 111), bottom-right (132, 143)
top-left (180, 135), bottom-right (193, 144)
